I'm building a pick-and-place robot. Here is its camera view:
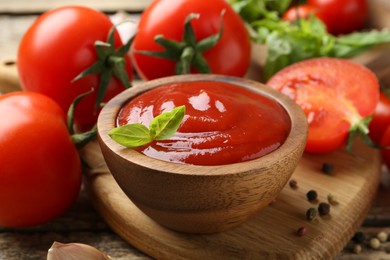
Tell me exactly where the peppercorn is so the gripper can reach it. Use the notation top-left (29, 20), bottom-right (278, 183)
top-left (289, 179), bottom-right (298, 190)
top-left (297, 226), bottom-right (307, 237)
top-left (306, 207), bottom-right (317, 221)
top-left (369, 238), bottom-right (381, 250)
top-left (318, 202), bottom-right (330, 216)
top-left (377, 231), bottom-right (388, 242)
top-left (352, 231), bottom-right (366, 244)
top-left (327, 194), bottom-right (339, 206)
top-left (306, 190), bottom-right (318, 202)
top-left (352, 244), bottom-right (362, 254)
top-left (322, 163), bottom-right (334, 174)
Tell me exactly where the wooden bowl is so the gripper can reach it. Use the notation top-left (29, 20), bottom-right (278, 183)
top-left (97, 74), bottom-right (308, 234)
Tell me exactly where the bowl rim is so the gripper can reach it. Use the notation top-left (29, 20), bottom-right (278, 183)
top-left (97, 74), bottom-right (308, 176)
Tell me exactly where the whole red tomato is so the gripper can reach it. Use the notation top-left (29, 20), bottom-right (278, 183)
top-left (307, 0), bottom-right (368, 35)
top-left (368, 91), bottom-right (390, 144)
top-left (0, 92), bottom-right (81, 227)
top-left (17, 6), bottom-right (133, 131)
top-left (282, 4), bottom-right (317, 22)
top-left (131, 0), bottom-right (251, 80)
top-left (267, 58), bottom-right (379, 154)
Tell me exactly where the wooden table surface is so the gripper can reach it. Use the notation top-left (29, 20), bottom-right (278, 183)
top-left (1, 1), bottom-right (390, 259)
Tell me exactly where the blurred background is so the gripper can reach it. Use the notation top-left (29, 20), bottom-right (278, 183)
top-left (0, 0), bottom-right (153, 59)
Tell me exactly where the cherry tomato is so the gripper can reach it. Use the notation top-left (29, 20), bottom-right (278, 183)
top-left (267, 57), bottom-right (379, 154)
top-left (307, 0), bottom-right (368, 35)
top-left (0, 92), bottom-right (81, 227)
top-left (17, 6), bottom-right (133, 131)
top-left (368, 91), bottom-right (390, 144)
top-left (131, 0), bottom-right (251, 80)
top-left (282, 4), bottom-right (317, 22)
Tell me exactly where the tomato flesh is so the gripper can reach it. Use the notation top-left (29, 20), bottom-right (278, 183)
top-left (117, 81), bottom-right (291, 165)
top-left (267, 57), bottom-right (379, 154)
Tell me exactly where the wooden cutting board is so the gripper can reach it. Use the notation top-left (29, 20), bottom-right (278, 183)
top-left (81, 140), bottom-right (381, 259)
top-left (0, 47), bottom-right (386, 258)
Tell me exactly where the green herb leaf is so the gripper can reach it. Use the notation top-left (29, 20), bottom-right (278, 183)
top-left (150, 105), bottom-right (186, 140)
top-left (135, 11), bottom-right (223, 75)
top-left (332, 30), bottom-right (390, 58)
top-left (109, 123), bottom-right (152, 148)
top-left (72, 22), bottom-right (133, 111)
top-left (227, 0), bottom-right (291, 23)
top-left (66, 89), bottom-right (98, 148)
top-left (244, 10), bottom-right (390, 80)
top-left (109, 105), bottom-right (186, 148)
top-left (72, 125), bottom-right (98, 149)
top-left (345, 116), bottom-right (386, 152)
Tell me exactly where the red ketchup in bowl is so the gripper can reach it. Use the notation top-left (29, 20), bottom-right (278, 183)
top-left (117, 81), bottom-right (291, 165)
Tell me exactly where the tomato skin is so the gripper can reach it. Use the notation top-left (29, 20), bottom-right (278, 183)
top-left (369, 92), bottom-right (390, 144)
top-left (267, 57), bottom-right (379, 154)
top-left (307, 0), bottom-right (368, 35)
top-left (0, 92), bottom-right (81, 227)
top-left (17, 6), bottom-right (133, 131)
top-left (282, 4), bottom-right (318, 22)
top-left (381, 126), bottom-right (390, 171)
top-left (131, 0), bottom-right (251, 80)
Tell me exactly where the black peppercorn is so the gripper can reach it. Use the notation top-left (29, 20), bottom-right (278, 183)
top-left (318, 202), bottom-right (330, 216)
top-left (352, 231), bottom-right (366, 244)
top-left (306, 190), bottom-right (318, 201)
top-left (322, 163), bottom-right (334, 174)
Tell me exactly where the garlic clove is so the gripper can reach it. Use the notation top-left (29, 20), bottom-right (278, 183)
top-left (47, 241), bottom-right (111, 260)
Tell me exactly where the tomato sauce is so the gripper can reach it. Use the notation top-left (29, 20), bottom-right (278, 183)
top-left (117, 81), bottom-right (291, 166)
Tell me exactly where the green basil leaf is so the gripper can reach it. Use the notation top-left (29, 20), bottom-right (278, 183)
top-left (150, 105), bottom-right (186, 140)
top-left (109, 123), bottom-right (152, 148)
top-left (227, 0), bottom-right (291, 23)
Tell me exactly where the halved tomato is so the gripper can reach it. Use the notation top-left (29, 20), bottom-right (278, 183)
top-left (267, 57), bottom-right (379, 154)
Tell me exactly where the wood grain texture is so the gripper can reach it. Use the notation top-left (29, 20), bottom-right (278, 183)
top-left (0, 0), bottom-right (152, 13)
top-left (0, 0), bottom-right (389, 257)
top-left (0, 59), bottom-right (19, 93)
top-left (81, 137), bottom-right (382, 259)
top-left (0, 185), bottom-right (151, 260)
